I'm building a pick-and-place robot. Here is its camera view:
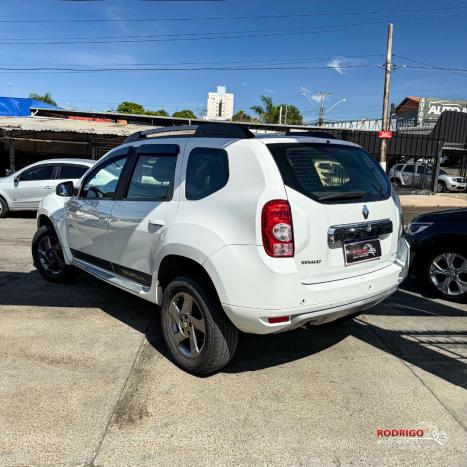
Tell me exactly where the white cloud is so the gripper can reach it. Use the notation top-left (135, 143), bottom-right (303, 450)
top-left (241, 82), bottom-right (249, 87)
top-left (264, 88), bottom-right (276, 94)
top-left (327, 58), bottom-right (345, 75)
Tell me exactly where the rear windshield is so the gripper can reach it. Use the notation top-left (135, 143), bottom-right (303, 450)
top-left (267, 143), bottom-right (391, 203)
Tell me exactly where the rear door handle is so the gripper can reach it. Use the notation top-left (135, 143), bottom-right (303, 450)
top-left (43, 185), bottom-right (52, 189)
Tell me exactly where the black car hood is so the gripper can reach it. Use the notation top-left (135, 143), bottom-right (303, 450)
top-left (412, 208), bottom-right (467, 223)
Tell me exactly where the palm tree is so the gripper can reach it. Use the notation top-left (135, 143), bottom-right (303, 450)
top-left (251, 95), bottom-right (279, 123)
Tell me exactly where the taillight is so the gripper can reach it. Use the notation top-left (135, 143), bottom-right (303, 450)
top-left (261, 200), bottom-right (294, 257)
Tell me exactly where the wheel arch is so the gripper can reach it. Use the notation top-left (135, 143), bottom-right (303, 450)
top-left (411, 234), bottom-right (467, 271)
top-left (37, 213), bottom-right (55, 231)
top-left (0, 190), bottom-right (11, 208)
top-left (156, 254), bottom-right (227, 308)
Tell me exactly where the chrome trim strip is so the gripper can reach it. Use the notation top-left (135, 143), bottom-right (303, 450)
top-left (328, 218), bottom-right (393, 243)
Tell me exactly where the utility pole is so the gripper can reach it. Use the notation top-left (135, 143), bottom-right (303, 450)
top-left (316, 92), bottom-right (331, 126)
top-left (380, 23), bottom-right (393, 172)
top-left (279, 105), bottom-right (283, 125)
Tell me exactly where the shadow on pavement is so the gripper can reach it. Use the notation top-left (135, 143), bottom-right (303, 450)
top-left (0, 269), bottom-right (465, 386)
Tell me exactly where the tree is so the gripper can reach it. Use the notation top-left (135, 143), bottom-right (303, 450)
top-left (172, 109), bottom-right (196, 119)
top-left (117, 101), bottom-right (145, 114)
top-left (146, 109), bottom-right (169, 117)
top-left (280, 104), bottom-right (303, 125)
top-left (232, 110), bottom-right (253, 122)
top-left (251, 96), bottom-right (303, 125)
top-left (251, 95), bottom-right (279, 124)
top-left (29, 92), bottom-right (57, 106)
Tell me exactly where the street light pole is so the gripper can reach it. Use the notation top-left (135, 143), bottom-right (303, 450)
top-left (316, 92), bottom-right (331, 126)
top-left (380, 23), bottom-right (393, 172)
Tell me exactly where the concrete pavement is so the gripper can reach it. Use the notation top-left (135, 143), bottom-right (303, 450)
top-left (0, 217), bottom-right (466, 466)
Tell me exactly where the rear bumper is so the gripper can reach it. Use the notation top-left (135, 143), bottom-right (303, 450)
top-left (223, 285), bottom-right (397, 334)
top-left (221, 238), bottom-right (409, 334)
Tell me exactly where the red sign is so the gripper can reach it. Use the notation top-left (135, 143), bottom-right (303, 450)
top-left (378, 130), bottom-right (393, 139)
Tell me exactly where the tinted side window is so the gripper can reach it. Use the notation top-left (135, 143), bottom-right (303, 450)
top-left (403, 165), bottom-right (415, 173)
top-left (81, 156), bottom-right (128, 199)
top-left (59, 164), bottom-right (89, 180)
top-left (185, 148), bottom-right (229, 200)
top-left (126, 155), bottom-right (176, 200)
top-left (20, 165), bottom-right (55, 181)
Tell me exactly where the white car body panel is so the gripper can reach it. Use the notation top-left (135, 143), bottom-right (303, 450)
top-left (1, 159), bottom-right (94, 211)
top-left (37, 134), bottom-right (409, 334)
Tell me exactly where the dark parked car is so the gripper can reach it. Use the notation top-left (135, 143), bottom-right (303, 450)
top-left (406, 208), bottom-right (467, 302)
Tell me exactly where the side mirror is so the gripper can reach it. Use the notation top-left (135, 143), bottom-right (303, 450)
top-left (56, 181), bottom-right (74, 197)
top-left (14, 175), bottom-right (20, 183)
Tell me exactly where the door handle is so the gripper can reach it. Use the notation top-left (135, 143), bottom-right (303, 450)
top-left (148, 219), bottom-right (165, 226)
top-left (43, 185), bottom-right (52, 189)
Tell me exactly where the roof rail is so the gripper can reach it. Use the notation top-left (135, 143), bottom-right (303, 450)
top-left (124, 122), bottom-right (255, 143)
top-left (285, 129), bottom-right (336, 139)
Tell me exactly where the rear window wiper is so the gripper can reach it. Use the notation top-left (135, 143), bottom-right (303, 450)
top-left (316, 191), bottom-right (366, 201)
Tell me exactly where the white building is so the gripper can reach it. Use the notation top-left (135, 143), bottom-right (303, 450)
top-left (207, 86), bottom-right (234, 121)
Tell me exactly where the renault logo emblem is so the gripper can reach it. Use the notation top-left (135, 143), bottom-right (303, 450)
top-left (362, 205), bottom-right (369, 219)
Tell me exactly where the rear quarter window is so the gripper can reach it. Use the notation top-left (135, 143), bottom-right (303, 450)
top-left (185, 147), bottom-right (229, 200)
top-left (267, 143), bottom-right (390, 203)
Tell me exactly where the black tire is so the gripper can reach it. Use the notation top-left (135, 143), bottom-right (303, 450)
top-left (0, 197), bottom-right (9, 218)
top-left (161, 277), bottom-right (238, 375)
top-left (437, 180), bottom-right (446, 193)
top-left (32, 225), bottom-right (80, 283)
top-left (391, 178), bottom-right (401, 188)
top-left (417, 246), bottom-right (467, 303)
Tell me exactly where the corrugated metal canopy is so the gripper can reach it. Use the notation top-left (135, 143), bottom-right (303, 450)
top-left (0, 116), bottom-right (153, 136)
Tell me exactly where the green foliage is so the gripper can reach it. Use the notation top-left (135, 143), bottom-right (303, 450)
top-left (145, 109), bottom-right (169, 117)
top-left (280, 104), bottom-right (303, 125)
top-left (117, 101), bottom-right (145, 114)
top-left (251, 95), bottom-right (303, 125)
top-left (29, 92), bottom-right (57, 106)
top-left (172, 109), bottom-right (197, 119)
top-left (232, 110), bottom-right (253, 122)
top-left (251, 95), bottom-right (278, 123)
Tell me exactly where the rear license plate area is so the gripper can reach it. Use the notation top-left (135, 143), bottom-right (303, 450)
top-left (343, 238), bottom-right (381, 265)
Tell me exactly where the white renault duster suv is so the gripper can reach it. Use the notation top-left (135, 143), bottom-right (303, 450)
top-left (33, 123), bottom-right (409, 375)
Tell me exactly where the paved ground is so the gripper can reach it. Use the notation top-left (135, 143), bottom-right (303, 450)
top-left (0, 215), bottom-right (466, 466)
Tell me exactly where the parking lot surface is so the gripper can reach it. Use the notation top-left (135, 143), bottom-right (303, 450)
top-left (0, 216), bottom-right (466, 466)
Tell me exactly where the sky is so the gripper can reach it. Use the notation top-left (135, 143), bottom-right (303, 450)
top-left (1, 0), bottom-right (467, 122)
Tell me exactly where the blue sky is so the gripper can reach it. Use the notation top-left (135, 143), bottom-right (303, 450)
top-left (1, 0), bottom-right (467, 121)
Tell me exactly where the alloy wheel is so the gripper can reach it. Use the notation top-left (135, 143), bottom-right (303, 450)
top-left (429, 252), bottom-right (467, 296)
top-left (167, 292), bottom-right (206, 358)
top-left (37, 234), bottom-right (66, 276)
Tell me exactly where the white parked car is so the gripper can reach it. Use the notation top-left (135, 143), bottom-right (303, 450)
top-left (0, 159), bottom-right (94, 217)
top-left (33, 124), bottom-right (409, 374)
top-left (388, 162), bottom-right (466, 192)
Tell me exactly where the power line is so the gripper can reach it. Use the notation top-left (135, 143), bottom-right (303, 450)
top-left (0, 22), bottom-right (390, 45)
top-left (0, 64), bottom-right (375, 73)
top-left (0, 54), bottom-right (382, 68)
top-left (0, 15), bottom-right (460, 46)
top-left (1, 6), bottom-right (466, 22)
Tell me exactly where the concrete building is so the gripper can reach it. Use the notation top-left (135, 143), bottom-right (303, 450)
top-left (207, 86), bottom-right (234, 121)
